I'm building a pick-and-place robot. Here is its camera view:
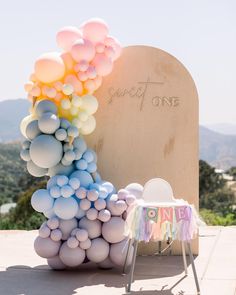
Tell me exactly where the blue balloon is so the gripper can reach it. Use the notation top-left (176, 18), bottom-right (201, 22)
top-left (82, 150), bottom-right (94, 163)
top-left (87, 162), bottom-right (97, 173)
top-left (73, 137), bottom-right (87, 153)
top-left (31, 189), bottom-right (54, 213)
top-left (54, 197), bottom-right (78, 220)
top-left (70, 170), bottom-right (93, 189)
top-left (75, 159), bottom-right (88, 170)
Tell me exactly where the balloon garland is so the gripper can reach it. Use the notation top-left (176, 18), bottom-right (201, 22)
top-left (20, 18), bottom-right (142, 270)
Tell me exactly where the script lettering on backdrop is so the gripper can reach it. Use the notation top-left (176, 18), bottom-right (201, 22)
top-left (106, 77), bottom-right (180, 110)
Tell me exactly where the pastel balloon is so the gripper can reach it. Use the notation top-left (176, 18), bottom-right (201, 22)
top-left (82, 18), bottom-right (108, 43)
top-left (102, 217), bottom-right (126, 243)
top-left (34, 236), bottom-right (61, 258)
top-left (27, 160), bottom-right (48, 177)
top-left (79, 217), bottom-right (101, 239)
top-left (47, 217), bottom-right (60, 229)
top-left (86, 238), bottom-right (109, 263)
top-left (75, 187), bottom-right (87, 199)
top-left (38, 112), bottom-right (60, 134)
top-left (30, 134), bottom-right (63, 168)
top-left (64, 75), bottom-right (82, 94)
top-left (50, 229), bottom-right (62, 241)
top-left (47, 255), bottom-right (66, 270)
top-left (87, 189), bottom-right (99, 201)
top-left (56, 26), bottom-right (82, 51)
top-left (80, 199), bottom-right (91, 211)
top-left (86, 208), bottom-right (98, 220)
top-left (25, 120), bottom-right (41, 140)
top-left (104, 36), bottom-right (122, 61)
top-left (48, 163), bottom-right (74, 177)
top-left (31, 189), bottom-right (54, 213)
top-left (34, 52), bottom-right (65, 83)
top-left (61, 52), bottom-right (74, 71)
top-left (70, 170), bottom-right (93, 189)
top-left (59, 218), bottom-right (77, 240)
top-left (69, 178), bottom-right (80, 190)
top-left (60, 185), bottom-right (74, 198)
top-left (109, 238), bottom-right (134, 267)
top-left (59, 242), bottom-right (85, 267)
top-left (125, 194), bottom-right (136, 206)
top-left (98, 257), bottom-right (114, 269)
top-left (22, 140), bottom-right (31, 150)
top-left (92, 53), bottom-right (113, 76)
top-left (98, 209), bottom-right (111, 222)
top-left (20, 115), bottom-right (34, 138)
top-left (39, 225), bottom-right (50, 238)
top-left (70, 39), bottom-right (95, 62)
top-left (81, 95), bottom-right (98, 115)
top-left (73, 137), bottom-right (87, 153)
top-left (34, 100), bottom-right (57, 117)
top-left (87, 162), bottom-right (97, 173)
top-left (80, 115), bottom-right (96, 135)
top-left (44, 208), bottom-right (56, 219)
top-left (67, 236), bottom-right (79, 248)
top-left (94, 198), bottom-right (106, 211)
top-left (79, 238), bottom-right (91, 250)
top-left (54, 197), bottom-right (78, 220)
top-left (75, 229), bottom-right (88, 242)
top-left (20, 149), bottom-right (31, 162)
top-left (75, 207), bottom-right (86, 219)
top-left (55, 129), bottom-right (67, 141)
top-left (125, 183), bottom-right (143, 199)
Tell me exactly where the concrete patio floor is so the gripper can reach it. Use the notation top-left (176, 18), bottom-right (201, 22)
top-left (0, 226), bottom-right (235, 295)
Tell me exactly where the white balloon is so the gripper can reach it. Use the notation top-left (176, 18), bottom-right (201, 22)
top-left (86, 238), bottom-right (109, 263)
top-left (25, 120), bottom-right (41, 140)
top-left (125, 183), bottom-right (143, 199)
top-left (50, 229), bottom-right (62, 241)
top-left (75, 229), bottom-right (88, 242)
top-left (67, 236), bottom-right (79, 248)
top-left (20, 115), bottom-right (34, 138)
top-left (38, 225), bottom-right (50, 238)
top-left (31, 189), bottom-right (54, 213)
top-left (27, 160), bottom-right (48, 177)
top-left (47, 217), bottom-right (59, 229)
top-left (81, 95), bottom-right (98, 115)
top-left (80, 115), bottom-right (96, 135)
top-left (80, 199), bottom-right (91, 211)
top-left (59, 242), bottom-right (85, 267)
top-left (98, 209), bottom-right (111, 222)
top-left (86, 208), bottom-right (98, 220)
top-left (102, 217), bottom-right (126, 243)
top-left (94, 198), bottom-right (106, 211)
top-left (79, 238), bottom-right (91, 250)
top-left (34, 236), bottom-right (61, 258)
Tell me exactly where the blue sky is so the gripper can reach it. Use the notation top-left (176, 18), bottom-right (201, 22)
top-left (0, 0), bottom-right (235, 124)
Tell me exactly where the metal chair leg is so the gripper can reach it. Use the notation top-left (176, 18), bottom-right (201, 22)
top-left (126, 240), bottom-right (138, 293)
top-left (123, 238), bottom-right (132, 274)
top-left (181, 241), bottom-right (188, 275)
top-left (186, 242), bottom-right (200, 294)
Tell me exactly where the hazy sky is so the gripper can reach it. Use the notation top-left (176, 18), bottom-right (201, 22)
top-left (0, 0), bottom-right (235, 124)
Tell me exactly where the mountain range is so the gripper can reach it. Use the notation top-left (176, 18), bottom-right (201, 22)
top-left (0, 99), bottom-right (235, 170)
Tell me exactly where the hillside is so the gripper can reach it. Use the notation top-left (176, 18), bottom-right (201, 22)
top-left (0, 99), bottom-right (30, 142)
top-left (199, 126), bottom-right (236, 170)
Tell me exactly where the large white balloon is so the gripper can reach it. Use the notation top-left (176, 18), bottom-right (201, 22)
top-left (25, 120), bottom-right (41, 140)
top-left (80, 115), bottom-right (96, 135)
top-left (59, 218), bottom-right (77, 240)
top-left (59, 242), bottom-right (85, 267)
top-left (81, 95), bottom-right (98, 115)
top-left (30, 134), bottom-right (63, 168)
top-left (125, 183), bottom-right (143, 199)
top-left (110, 238), bottom-right (134, 267)
top-left (79, 217), bottom-right (101, 239)
top-left (20, 115), bottom-right (35, 138)
top-left (31, 189), bottom-right (54, 213)
top-left (102, 217), bottom-right (126, 243)
top-left (34, 236), bottom-right (61, 258)
top-left (86, 238), bottom-right (109, 263)
top-left (54, 197), bottom-right (78, 220)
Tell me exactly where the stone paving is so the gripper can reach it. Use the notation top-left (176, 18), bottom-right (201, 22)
top-left (0, 226), bottom-right (235, 295)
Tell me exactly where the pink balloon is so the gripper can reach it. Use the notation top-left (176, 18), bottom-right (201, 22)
top-left (30, 86), bottom-right (41, 97)
top-left (77, 71), bottom-right (88, 82)
top-left (56, 26), bottom-right (82, 51)
top-left (34, 52), bottom-right (65, 83)
top-left (70, 39), bottom-right (95, 62)
top-left (93, 76), bottom-right (102, 89)
top-left (104, 46), bottom-right (115, 59)
top-left (84, 79), bottom-right (95, 93)
top-left (95, 42), bottom-right (105, 53)
top-left (81, 18), bottom-right (108, 43)
top-left (74, 60), bottom-right (89, 72)
top-left (45, 87), bottom-right (57, 98)
top-left (92, 53), bottom-right (113, 76)
top-left (64, 74), bottom-right (83, 94)
top-left (61, 52), bottom-right (74, 71)
top-left (86, 66), bottom-right (97, 79)
top-left (104, 36), bottom-right (122, 61)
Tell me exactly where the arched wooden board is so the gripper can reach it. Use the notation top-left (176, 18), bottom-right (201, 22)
top-left (87, 46), bottom-right (199, 254)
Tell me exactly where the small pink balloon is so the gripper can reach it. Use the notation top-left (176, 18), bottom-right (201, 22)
top-left (61, 52), bottom-right (74, 71)
top-left (55, 92), bottom-right (63, 102)
top-left (56, 26), bottom-right (82, 51)
top-left (104, 36), bottom-right (122, 61)
top-left (64, 74), bottom-right (83, 94)
top-left (93, 76), bottom-right (102, 89)
top-left (95, 42), bottom-right (105, 53)
top-left (54, 81), bottom-right (63, 91)
top-left (45, 87), bottom-right (57, 98)
top-left (81, 18), bottom-right (108, 43)
top-left (30, 86), bottom-right (41, 97)
top-left (92, 53), bottom-right (113, 76)
top-left (77, 71), bottom-right (88, 82)
top-left (84, 79), bottom-right (96, 93)
top-left (86, 66), bottom-right (97, 79)
top-left (34, 52), bottom-right (65, 83)
top-left (24, 81), bottom-right (34, 92)
top-left (70, 39), bottom-right (95, 62)
top-left (104, 46), bottom-right (115, 59)
top-left (77, 60), bottom-right (89, 72)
